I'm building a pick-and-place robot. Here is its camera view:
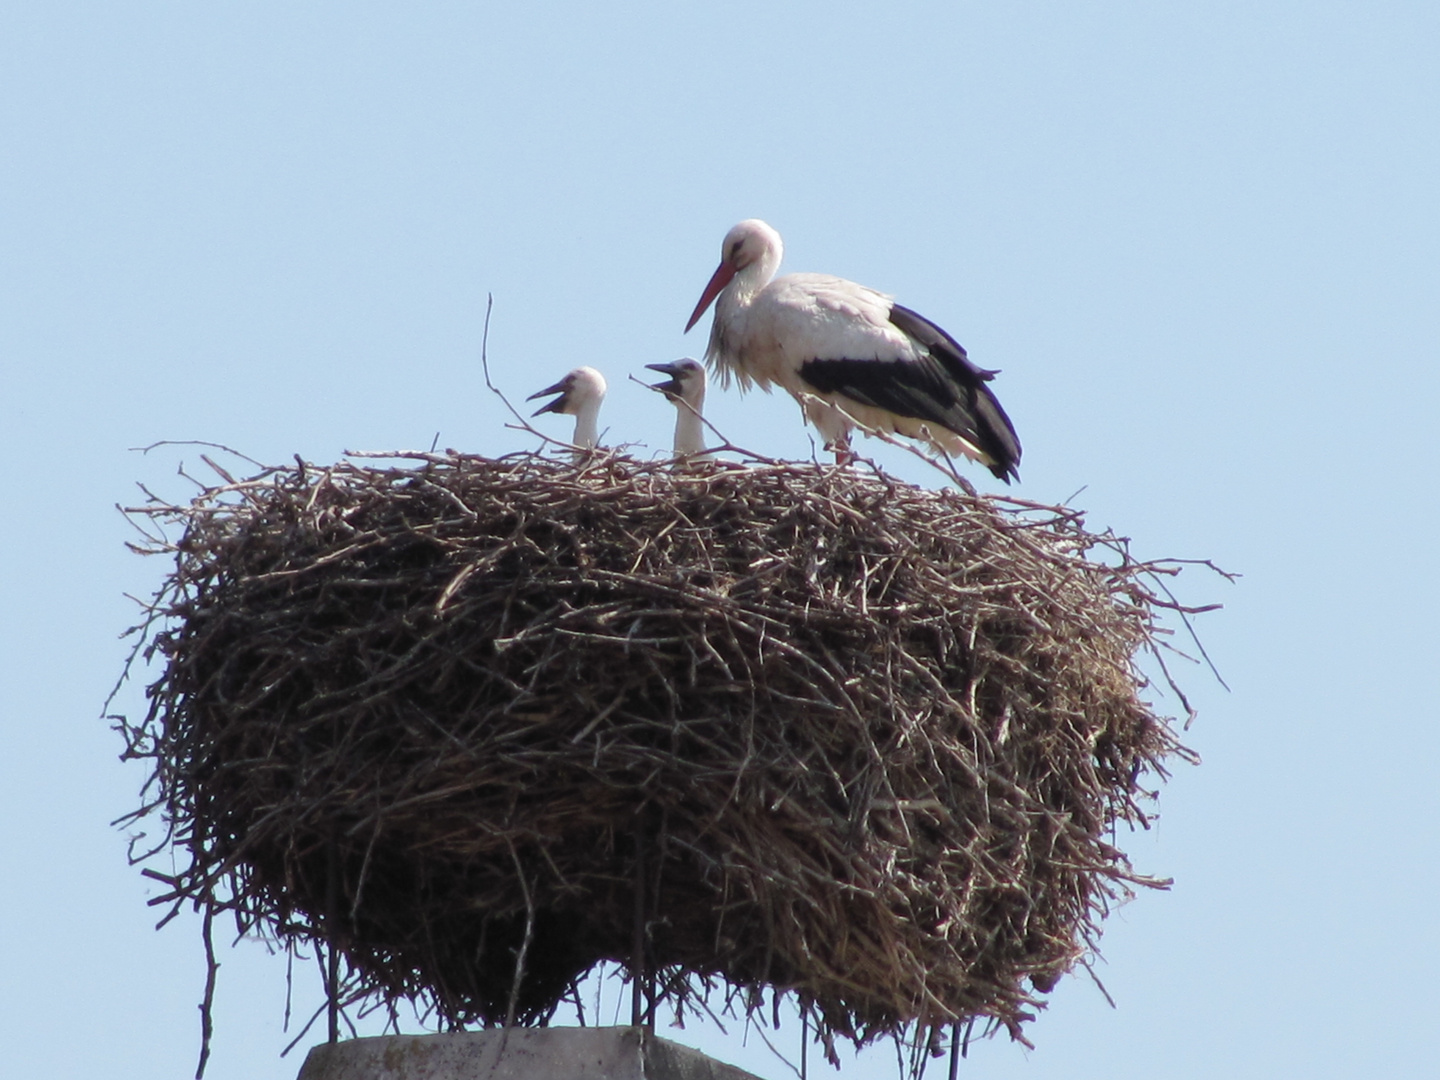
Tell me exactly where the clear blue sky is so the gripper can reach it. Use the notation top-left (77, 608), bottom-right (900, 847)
top-left (2, 3), bottom-right (1437, 1078)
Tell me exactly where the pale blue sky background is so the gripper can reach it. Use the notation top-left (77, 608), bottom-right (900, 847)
top-left (2, 3), bottom-right (1438, 1078)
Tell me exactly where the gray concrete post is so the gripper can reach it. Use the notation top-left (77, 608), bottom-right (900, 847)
top-left (297, 1027), bottom-right (768, 1080)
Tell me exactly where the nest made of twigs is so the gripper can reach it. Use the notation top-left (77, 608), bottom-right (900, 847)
top-left (118, 449), bottom-right (1201, 1058)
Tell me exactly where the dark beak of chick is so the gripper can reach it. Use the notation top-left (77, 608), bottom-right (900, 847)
top-left (645, 362), bottom-right (684, 399)
top-left (527, 379), bottom-right (570, 416)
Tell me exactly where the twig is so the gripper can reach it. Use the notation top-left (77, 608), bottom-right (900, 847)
top-left (195, 905), bottom-right (219, 1080)
top-left (505, 840), bottom-right (537, 1030)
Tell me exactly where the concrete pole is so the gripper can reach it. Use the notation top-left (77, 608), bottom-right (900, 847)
top-left (296, 1027), bottom-right (767, 1080)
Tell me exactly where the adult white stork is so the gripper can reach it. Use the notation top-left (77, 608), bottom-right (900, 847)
top-left (527, 366), bottom-right (607, 449)
top-left (684, 219), bottom-right (1022, 481)
top-left (645, 358), bottom-right (712, 461)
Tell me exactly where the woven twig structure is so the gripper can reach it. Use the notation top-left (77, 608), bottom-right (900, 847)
top-left (118, 450), bottom-right (1199, 1059)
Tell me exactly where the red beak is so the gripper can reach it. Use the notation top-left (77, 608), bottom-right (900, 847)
top-left (685, 261), bottom-right (737, 333)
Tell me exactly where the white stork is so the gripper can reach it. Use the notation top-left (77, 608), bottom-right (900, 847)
top-left (684, 219), bottom-right (1022, 481)
top-left (527, 366), bottom-right (607, 449)
top-left (645, 358), bottom-right (712, 461)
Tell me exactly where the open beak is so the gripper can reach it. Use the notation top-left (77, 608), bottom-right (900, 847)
top-left (527, 378), bottom-right (570, 416)
top-left (684, 260), bottom-right (736, 332)
top-left (645, 362), bottom-right (684, 397)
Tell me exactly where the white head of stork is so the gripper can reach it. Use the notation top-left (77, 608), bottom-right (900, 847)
top-left (685, 219), bottom-right (1022, 482)
top-left (526, 366), bottom-right (607, 450)
top-left (645, 358), bottom-right (711, 461)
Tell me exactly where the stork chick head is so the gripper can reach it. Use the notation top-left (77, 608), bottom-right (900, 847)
top-left (527, 366), bottom-right (608, 417)
top-left (645, 358), bottom-right (706, 408)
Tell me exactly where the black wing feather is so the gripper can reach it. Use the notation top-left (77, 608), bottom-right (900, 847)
top-left (798, 303), bottom-right (1023, 482)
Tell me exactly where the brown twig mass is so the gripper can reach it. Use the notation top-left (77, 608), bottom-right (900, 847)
top-left (115, 449), bottom-right (1206, 1064)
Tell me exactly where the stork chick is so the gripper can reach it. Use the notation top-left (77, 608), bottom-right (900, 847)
top-left (645, 358), bottom-right (711, 461)
top-left (527, 366), bottom-right (607, 450)
top-left (685, 219), bottom-right (1021, 481)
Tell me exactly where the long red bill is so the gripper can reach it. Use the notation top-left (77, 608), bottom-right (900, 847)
top-left (684, 261), bottom-right (736, 332)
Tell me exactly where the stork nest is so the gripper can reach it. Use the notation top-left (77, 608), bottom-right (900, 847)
top-left (117, 450), bottom-right (1204, 1058)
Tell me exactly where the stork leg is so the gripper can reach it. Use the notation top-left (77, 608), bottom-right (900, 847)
top-left (828, 437), bottom-right (855, 466)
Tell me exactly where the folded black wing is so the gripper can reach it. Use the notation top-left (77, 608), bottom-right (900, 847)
top-left (798, 303), bottom-right (1022, 482)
